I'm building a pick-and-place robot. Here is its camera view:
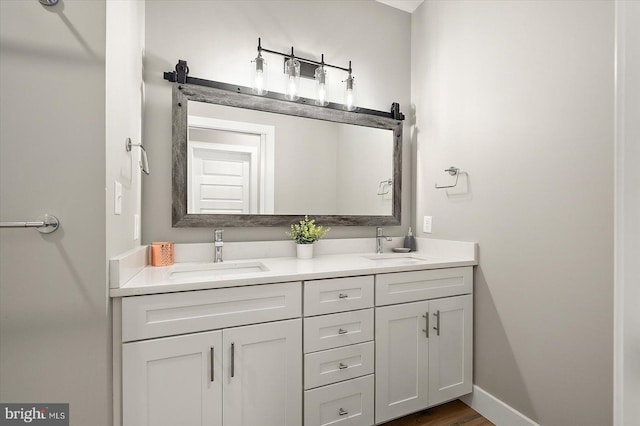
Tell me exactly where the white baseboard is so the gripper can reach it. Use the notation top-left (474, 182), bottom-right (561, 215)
top-left (460, 385), bottom-right (540, 426)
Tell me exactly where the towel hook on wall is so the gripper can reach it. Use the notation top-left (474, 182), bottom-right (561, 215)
top-left (126, 137), bottom-right (150, 175)
top-left (39, 0), bottom-right (59, 6)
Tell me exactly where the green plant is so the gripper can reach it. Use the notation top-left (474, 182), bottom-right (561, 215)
top-left (287, 215), bottom-right (330, 244)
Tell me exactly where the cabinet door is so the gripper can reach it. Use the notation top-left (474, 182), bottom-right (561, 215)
top-left (223, 319), bottom-right (302, 426)
top-left (428, 294), bottom-right (473, 406)
top-left (122, 330), bottom-right (222, 426)
top-left (375, 301), bottom-right (429, 424)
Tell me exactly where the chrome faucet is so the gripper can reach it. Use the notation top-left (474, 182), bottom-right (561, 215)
top-left (376, 227), bottom-right (392, 254)
top-left (214, 229), bottom-right (224, 263)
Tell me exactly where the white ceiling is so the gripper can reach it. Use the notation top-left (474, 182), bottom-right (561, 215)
top-left (375, 0), bottom-right (424, 14)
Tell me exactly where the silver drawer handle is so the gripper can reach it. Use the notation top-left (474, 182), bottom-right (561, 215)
top-left (338, 362), bottom-right (348, 370)
top-left (338, 328), bottom-right (348, 335)
top-left (231, 343), bottom-right (235, 378)
top-left (210, 347), bottom-right (215, 382)
top-left (422, 312), bottom-right (429, 339)
top-left (338, 293), bottom-right (348, 299)
top-left (339, 408), bottom-right (349, 416)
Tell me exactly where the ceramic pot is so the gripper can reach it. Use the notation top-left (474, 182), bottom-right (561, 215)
top-left (296, 243), bottom-right (314, 259)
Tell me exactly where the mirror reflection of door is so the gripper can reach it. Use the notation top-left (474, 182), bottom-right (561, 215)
top-left (190, 141), bottom-right (257, 214)
top-left (187, 116), bottom-right (275, 214)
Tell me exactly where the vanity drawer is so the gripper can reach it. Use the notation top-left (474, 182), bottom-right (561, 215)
top-left (122, 281), bottom-right (301, 342)
top-left (304, 309), bottom-right (373, 353)
top-left (304, 342), bottom-right (374, 390)
top-left (304, 276), bottom-right (374, 316)
top-left (376, 267), bottom-right (473, 306)
top-left (304, 375), bottom-right (374, 426)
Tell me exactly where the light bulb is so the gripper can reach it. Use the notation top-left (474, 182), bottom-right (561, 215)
top-left (252, 54), bottom-right (267, 95)
top-left (284, 57), bottom-right (300, 101)
top-left (344, 72), bottom-right (356, 111)
top-left (315, 65), bottom-right (329, 106)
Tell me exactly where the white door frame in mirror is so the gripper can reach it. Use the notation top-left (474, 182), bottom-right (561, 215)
top-left (187, 116), bottom-right (275, 214)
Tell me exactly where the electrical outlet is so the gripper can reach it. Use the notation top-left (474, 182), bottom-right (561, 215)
top-left (423, 215), bottom-right (432, 233)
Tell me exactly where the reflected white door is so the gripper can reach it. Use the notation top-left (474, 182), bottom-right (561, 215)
top-left (187, 115), bottom-right (275, 214)
top-left (189, 141), bottom-right (258, 214)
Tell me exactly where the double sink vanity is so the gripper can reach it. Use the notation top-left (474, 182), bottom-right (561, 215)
top-left (108, 61), bottom-right (477, 426)
top-left (110, 237), bottom-right (477, 426)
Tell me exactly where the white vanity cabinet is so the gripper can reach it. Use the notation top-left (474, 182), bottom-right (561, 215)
top-left (374, 267), bottom-right (473, 424)
top-left (120, 282), bottom-right (302, 426)
top-left (113, 255), bottom-right (476, 426)
top-left (303, 275), bottom-right (376, 426)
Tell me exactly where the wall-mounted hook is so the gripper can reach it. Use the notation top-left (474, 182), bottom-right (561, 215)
top-left (39, 0), bottom-right (59, 6)
top-left (435, 166), bottom-right (460, 189)
top-left (126, 137), bottom-right (150, 175)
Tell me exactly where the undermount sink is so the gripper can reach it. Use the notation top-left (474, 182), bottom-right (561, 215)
top-left (363, 254), bottom-right (432, 265)
top-left (170, 261), bottom-right (269, 280)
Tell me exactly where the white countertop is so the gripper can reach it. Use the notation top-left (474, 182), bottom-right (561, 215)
top-left (110, 238), bottom-right (478, 297)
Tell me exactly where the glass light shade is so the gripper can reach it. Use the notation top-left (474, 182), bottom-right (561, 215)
top-left (252, 54), bottom-right (268, 95)
top-left (284, 57), bottom-right (300, 101)
top-left (314, 66), bottom-right (329, 106)
top-left (344, 73), bottom-right (356, 111)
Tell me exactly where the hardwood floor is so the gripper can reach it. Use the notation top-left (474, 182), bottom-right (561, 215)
top-left (380, 399), bottom-right (494, 426)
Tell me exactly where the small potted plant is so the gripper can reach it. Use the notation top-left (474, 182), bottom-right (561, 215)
top-left (287, 215), bottom-right (330, 259)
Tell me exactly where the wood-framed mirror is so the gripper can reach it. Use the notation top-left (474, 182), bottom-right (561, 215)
top-left (171, 80), bottom-right (403, 227)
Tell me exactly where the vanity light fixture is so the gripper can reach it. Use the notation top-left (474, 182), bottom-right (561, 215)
top-left (164, 60), bottom-right (405, 121)
top-left (251, 38), bottom-right (356, 110)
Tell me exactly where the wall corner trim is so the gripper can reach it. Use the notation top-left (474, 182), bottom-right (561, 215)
top-left (460, 385), bottom-right (541, 426)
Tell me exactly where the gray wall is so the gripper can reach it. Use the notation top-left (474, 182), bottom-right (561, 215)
top-left (142, 0), bottom-right (412, 243)
top-left (0, 1), bottom-right (110, 425)
top-left (412, 1), bottom-right (614, 425)
top-left (106, 0), bottom-right (145, 260)
top-left (616, 1), bottom-right (640, 424)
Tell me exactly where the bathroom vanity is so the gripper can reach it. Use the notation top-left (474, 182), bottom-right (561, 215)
top-left (110, 239), bottom-right (476, 426)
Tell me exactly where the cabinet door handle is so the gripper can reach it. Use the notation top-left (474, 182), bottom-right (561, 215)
top-left (338, 293), bottom-right (348, 299)
top-left (433, 310), bottom-right (440, 336)
top-left (338, 328), bottom-right (348, 335)
top-left (230, 343), bottom-right (235, 378)
top-left (338, 362), bottom-right (349, 370)
top-left (422, 312), bottom-right (429, 338)
top-left (339, 408), bottom-right (349, 416)
top-left (210, 347), bottom-right (215, 382)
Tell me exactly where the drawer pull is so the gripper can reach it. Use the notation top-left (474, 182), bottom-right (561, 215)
top-left (338, 293), bottom-right (348, 299)
top-left (338, 362), bottom-right (349, 370)
top-left (210, 347), bottom-right (215, 382)
top-left (339, 408), bottom-right (349, 416)
top-left (338, 328), bottom-right (348, 335)
top-left (231, 343), bottom-right (235, 378)
top-left (433, 310), bottom-right (440, 336)
top-left (422, 312), bottom-right (429, 338)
